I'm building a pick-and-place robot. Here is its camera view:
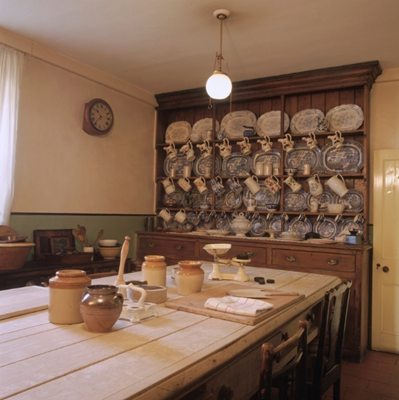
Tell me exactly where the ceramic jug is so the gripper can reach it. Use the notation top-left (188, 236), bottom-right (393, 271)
top-left (142, 255), bottom-right (167, 286)
top-left (80, 285), bottom-right (124, 333)
top-left (174, 260), bottom-right (204, 295)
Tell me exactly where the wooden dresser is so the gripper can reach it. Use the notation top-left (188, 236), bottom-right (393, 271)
top-left (136, 231), bottom-right (371, 362)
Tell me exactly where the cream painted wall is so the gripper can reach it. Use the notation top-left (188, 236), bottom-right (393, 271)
top-left (12, 56), bottom-right (156, 214)
top-left (369, 68), bottom-right (399, 224)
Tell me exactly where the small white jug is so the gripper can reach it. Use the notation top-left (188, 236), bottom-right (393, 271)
top-left (326, 174), bottom-right (349, 197)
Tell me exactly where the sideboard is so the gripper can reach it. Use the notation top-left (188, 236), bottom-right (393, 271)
top-left (136, 231), bottom-right (371, 362)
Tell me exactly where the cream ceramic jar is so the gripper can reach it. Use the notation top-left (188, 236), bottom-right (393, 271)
top-left (175, 260), bottom-right (204, 296)
top-left (141, 255), bottom-right (167, 286)
top-left (48, 269), bottom-right (91, 324)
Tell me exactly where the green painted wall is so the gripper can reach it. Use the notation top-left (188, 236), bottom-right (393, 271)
top-left (9, 213), bottom-right (154, 261)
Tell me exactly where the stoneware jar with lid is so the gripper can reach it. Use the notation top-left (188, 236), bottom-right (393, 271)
top-left (48, 269), bottom-right (91, 324)
top-left (175, 260), bottom-right (204, 296)
top-left (142, 255), bottom-right (167, 286)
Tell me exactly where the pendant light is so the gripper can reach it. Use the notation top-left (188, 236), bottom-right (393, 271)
top-left (205, 9), bottom-right (232, 100)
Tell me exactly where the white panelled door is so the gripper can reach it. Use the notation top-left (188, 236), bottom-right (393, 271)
top-left (372, 149), bottom-right (399, 353)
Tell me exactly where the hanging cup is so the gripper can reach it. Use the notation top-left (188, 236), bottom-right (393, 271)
top-left (325, 174), bottom-right (349, 197)
top-left (244, 176), bottom-right (261, 195)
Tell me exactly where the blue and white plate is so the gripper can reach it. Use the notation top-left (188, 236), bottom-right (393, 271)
top-left (251, 149), bottom-right (281, 174)
top-left (215, 189), bottom-right (243, 210)
top-left (306, 189), bottom-right (338, 213)
top-left (248, 215), bottom-right (268, 237)
top-left (243, 185), bottom-right (280, 210)
top-left (215, 215), bottom-right (233, 233)
top-left (164, 153), bottom-right (193, 177)
top-left (326, 104), bottom-right (364, 131)
top-left (188, 188), bottom-right (212, 209)
top-left (284, 145), bottom-right (321, 174)
top-left (338, 218), bottom-right (364, 236)
top-left (290, 109), bottom-right (327, 134)
top-left (257, 111), bottom-right (290, 137)
top-left (162, 212), bottom-right (194, 232)
top-left (284, 189), bottom-right (308, 212)
top-left (163, 188), bottom-right (184, 208)
top-left (338, 189), bottom-right (364, 213)
top-left (289, 217), bottom-right (313, 239)
top-left (221, 153), bottom-right (252, 177)
top-left (191, 118), bottom-right (219, 143)
top-left (220, 110), bottom-right (257, 139)
top-left (268, 215), bottom-right (289, 232)
top-left (165, 121), bottom-right (191, 144)
top-left (321, 140), bottom-right (364, 173)
top-left (193, 154), bottom-right (221, 177)
top-left (313, 217), bottom-right (339, 239)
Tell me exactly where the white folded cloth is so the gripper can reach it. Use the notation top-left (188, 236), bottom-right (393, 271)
top-left (204, 296), bottom-right (273, 317)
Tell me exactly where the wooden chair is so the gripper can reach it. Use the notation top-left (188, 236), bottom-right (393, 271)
top-left (258, 320), bottom-right (308, 400)
top-left (306, 280), bottom-right (352, 400)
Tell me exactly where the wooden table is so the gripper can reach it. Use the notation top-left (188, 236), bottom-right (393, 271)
top-left (0, 262), bottom-right (341, 399)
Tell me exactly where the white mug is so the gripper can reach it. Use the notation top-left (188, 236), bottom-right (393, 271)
top-left (175, 209), bottom-right (187, 224)
top-left (264, 175), bottom-right (281, 194)
top-left (257, 135), bottom-right (273, 153)
top-left (165, 183), bottom-right (176, 195)
top-left (161, 177), bottom-right (174, 189)
top-left (264, 162), bottom-right (273, 176)
top-left (158, 208), bottom-right (172, 222)
top-left (255, 162), bottom-right (264, 176)
top-left (178, 177), bottom-right (192, 192)
top-left (307, 174), bottom-right (323, 196)
top-left (247, 198), bottom-right (257, 212)
top-left (183, 165), bottom-right (192, 178)
top-left (194, 176), bottom-right (208, 194)
top-left (244, 176), bottom-right (261, 195)
top-left (326, 174), bottom-right (349, 197)
top-left (284, 176), bottom-right (301, 193)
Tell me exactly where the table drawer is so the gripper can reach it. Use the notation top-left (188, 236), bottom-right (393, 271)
top-left (138, 237), bottom-right (197, 260)
top-left (271, 249), bottom-right (355, 272)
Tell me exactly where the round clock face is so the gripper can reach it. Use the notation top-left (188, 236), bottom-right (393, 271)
top-left (89, 101), bottom-right (113, 132)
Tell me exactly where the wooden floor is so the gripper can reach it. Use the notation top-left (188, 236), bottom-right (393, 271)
top-left (323, 350), bottom-right (399, 400)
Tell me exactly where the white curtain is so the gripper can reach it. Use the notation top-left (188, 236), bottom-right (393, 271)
top-left (0, 45), bottom-right (24, 226)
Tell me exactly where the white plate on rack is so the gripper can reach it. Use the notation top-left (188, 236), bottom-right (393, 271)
top-left (220, 110), bottom-right (257, 139)
top-left (257, 111), bottom-right (289, 136)
top-left (326, 104), bottom-right (364, 131)
top-left (191, 118), bottom-right (219, 142)
top-left (165, 121), bottom-right (191, 144)
top-left (164, 153), bottom-right (193, 177)
top-left (321, 140), bottom-right (364, 173)
top-left (193, 154), bottom-right (221, 177)
top-left (290, 109), bottom-right (327, 134)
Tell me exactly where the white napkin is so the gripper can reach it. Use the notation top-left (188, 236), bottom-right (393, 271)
top-left (204, 296), bottom-right (273, 317)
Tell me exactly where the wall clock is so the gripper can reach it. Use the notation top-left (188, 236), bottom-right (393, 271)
top-left (82, 98), bottom-right (114, 135)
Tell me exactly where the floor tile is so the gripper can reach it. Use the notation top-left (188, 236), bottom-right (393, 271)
top-left (367, 351), bottom-right (398, 365)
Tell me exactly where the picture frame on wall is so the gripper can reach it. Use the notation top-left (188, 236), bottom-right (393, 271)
top-left (33, 229), bottom-right (75, 260)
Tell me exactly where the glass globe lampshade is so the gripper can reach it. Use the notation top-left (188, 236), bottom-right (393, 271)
top-left (206, 70), bottom-right (232, 100)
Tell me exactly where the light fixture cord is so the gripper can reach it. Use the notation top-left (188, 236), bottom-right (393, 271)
top-left (218, 16), bottom-right (224, 71)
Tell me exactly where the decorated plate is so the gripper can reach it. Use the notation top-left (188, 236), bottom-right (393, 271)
top-left (268, 215), bottom-right (289, 232)
top-left (288, 217), bottom-right (313, 238)
top-left (257, 111), bottom-right (289, 136)
top-left (163, 188), bottom-right (184, 208)
top-left (290, 109), bottom-right (327, 134)
top-left (306, 189), bottom-right (338, 213)
top-left (220, 110), bottom-right (257, 139)
top-left (193, 154), bottom-right (222, 177)
top-left (215, 189), bottom-right (243, 210)
top-left (326, 104), bottom-right (364, 131)
top-left (284, 145), bottom-right (321, 174)
top-left (165, 121), bottom-right (191, 144)
top-left (194, 220), bottom-right (213, 231)
top-left (321, 140), bottom-right (364, 173)
top-left (338, 218), bottom-right (364, 236)
top-left (338, 189), bottom-right (364, 213)
top-left (215, 215), bottom-right (233, 233)
top-left (243, 185), bottom-right (280, 210)
top-left (221, 153), bottom-right (252, 177)
top-left (251, 149), bottom-right (281, 174)
top-left (163, 153), bottom-right (194, 177)
top-left (188, 188), bottom-right (213, 209)
top-left (284, 189), bottom-right (308, 212)
top-left (186, 211), bottom-right (199, 226)
top-left (313, 217), bottom-right (339, 239)
top-left (248, 215), bottom-right (268, 237)
top-left (191, 118), bottom-right (219, 143)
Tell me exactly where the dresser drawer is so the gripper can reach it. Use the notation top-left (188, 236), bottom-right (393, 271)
top-left (138, 237), bottom-right (197, 261)
top-left (271, 249), bottom-right (355, 272)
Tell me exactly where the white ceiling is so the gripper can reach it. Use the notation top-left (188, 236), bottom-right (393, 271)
top-left (1, 0), bottom-right (398, 95)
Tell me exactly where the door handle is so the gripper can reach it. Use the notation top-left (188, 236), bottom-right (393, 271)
top-left (287, 256), bottom-right (296, 262)
top-left (327, 259), bottom-right (338, 266)
top-left (382, 266), bottom-right (389, 273)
